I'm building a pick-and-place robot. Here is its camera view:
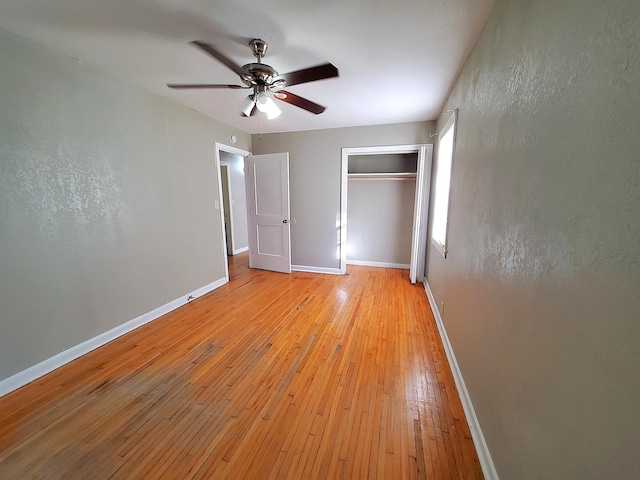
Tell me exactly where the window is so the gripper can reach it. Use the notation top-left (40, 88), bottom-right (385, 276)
top-left (431, 110), bottom-right (456, 257)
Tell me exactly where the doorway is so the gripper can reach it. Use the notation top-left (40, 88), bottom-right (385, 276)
top-left (215, 142), bottom-right (251, 282)
top-left (340, 144), bottom-right (433, 283)
top-left (219, 163), bottom-right (233, 255)
top-left (219, 153), bottom-right (250, 256)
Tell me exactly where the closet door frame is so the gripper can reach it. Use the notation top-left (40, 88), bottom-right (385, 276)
top-left (340, 144), bottom-right (433, 282)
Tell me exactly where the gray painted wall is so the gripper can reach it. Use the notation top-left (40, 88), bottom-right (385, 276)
top-left (0, 29), bottom-right (250, 382)
top-left (347, 177), bottom-right (415, 265)
top-left (251, 122), bottom-right (435, 269)
top-left (220, 152), bottom-right (249, 253)
top-left (426, 1), bottom-right (640, 479)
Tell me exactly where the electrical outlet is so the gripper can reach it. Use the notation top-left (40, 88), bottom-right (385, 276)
top-left (441, 301), bottom-right (445, 316)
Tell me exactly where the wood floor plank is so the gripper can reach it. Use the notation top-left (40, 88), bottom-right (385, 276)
top-left (0, 253), bottom-right (483, 479)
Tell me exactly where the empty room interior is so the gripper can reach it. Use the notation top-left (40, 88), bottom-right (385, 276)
top-left (1, 0), bottom-right (639, 479)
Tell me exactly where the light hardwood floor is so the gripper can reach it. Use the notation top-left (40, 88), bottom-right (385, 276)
top-left (0, 254), bottom-right (483, 479)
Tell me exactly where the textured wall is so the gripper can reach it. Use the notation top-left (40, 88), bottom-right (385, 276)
top-left (252, 122), bottom-right (434, 269)
top-left (0, 29), bottom-right (250, 381)
top-left (426, 1), bottom-right (640, 479)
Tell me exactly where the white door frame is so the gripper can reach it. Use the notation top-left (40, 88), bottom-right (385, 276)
top-left (340, 144), bottom-right (433, 282)
top-left (215, 142), bottom-right (251, 282)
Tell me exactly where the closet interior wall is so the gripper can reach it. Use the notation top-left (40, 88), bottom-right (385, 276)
top-left (346, 153), bottom-right (418, 268)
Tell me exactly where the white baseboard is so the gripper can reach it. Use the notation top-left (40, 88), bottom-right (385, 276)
top-left (347, 260), bottom-right (410, 269)
top-left (232, 246), bottom-right (248, 255)
top-left (0, 277), bottom-right (228, 399)
top-left (424, 281), bottom-right (499, 480)
top-left (291, 265), bottom-right (341, 275)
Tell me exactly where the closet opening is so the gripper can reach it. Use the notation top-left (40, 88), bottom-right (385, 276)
top-left (340, 144), bottom-right (433, 283)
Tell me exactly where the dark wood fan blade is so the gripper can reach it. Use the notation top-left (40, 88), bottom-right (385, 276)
top-left (276, 63), bottom-right (338, 87)
top-left (190, 40), bottom-right (246, 77)
top-left (167, 84), bottom-right (248, 89)
top-left (273, 90), bottom-right (326, 114)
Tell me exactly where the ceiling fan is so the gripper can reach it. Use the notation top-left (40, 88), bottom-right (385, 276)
top-left (167, 39), bottom-right (339, 119)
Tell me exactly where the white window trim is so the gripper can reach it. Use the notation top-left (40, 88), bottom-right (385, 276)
top-left (431, 109), bottom-right (457, 259)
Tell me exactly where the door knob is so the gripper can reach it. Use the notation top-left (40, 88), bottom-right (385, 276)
top-left (283, 219), bottom-right (288, 224)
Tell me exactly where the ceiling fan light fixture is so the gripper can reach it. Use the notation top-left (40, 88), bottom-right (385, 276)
top-left (255, 92), bottom-right (271, 112)
top-left (266, 102), bottom-right (281, 119)
top-left (238, 95), bottom-right (255, 116)
top-left (255, 92), bottom-right (281, 119)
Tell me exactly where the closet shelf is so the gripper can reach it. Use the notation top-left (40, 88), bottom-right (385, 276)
top-left (347, 172), bottom-right (417, 179)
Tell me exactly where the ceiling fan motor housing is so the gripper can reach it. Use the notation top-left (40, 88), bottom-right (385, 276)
top-left (241, 63), bottom-right (279, 87)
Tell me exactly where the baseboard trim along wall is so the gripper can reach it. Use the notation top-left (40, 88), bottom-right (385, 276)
top-left (0, 277), bottom-right (228, 398)
top-left (232, 246), bottom-right (249, 255)
top-left (424, 281), bottom-right (499, 480)
top-left (291, 265), bottom-right (341, 275)
top-left (347, 260), bottom-right (410, 269)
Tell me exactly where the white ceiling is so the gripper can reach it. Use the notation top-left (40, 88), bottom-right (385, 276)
top-left (0, 0), bottom-right (495, 134)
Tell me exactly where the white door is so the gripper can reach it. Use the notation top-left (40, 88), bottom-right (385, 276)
top-left (245, 153), bottom-right (291, 273)
top-left (409, 147), bottom-right (425, 283)
top-left (409, 146), bottom-right (432, 284)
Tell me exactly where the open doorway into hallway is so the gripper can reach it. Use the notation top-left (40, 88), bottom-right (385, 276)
top-left (215, 142), bottom-right (251, 281)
